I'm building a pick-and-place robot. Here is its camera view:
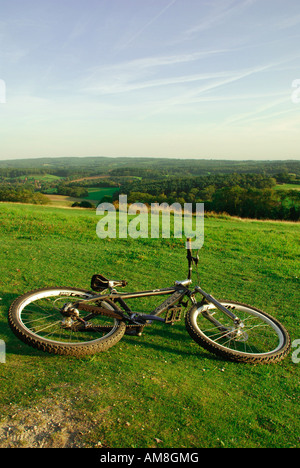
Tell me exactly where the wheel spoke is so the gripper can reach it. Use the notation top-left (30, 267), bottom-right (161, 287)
top-left (18, 290), bottom-right (120, 345)
top-left (196, 302), bottom-right (285, 356)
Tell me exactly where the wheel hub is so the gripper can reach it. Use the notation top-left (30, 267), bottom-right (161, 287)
top-left (61, 316), bottom-right (75, 329)
top-left (229, 322), bottom-right (248, 342)
top-left (60, 304), bottom-right (81, 329)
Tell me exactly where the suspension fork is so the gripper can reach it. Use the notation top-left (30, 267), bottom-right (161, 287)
top-left (193, 286), bottom-right (241, 324)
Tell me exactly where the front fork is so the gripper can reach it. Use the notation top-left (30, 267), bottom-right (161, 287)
top-left (193, 286), bottom-right (241, 323)
top-left (189, 286), bottom-right (243, 338)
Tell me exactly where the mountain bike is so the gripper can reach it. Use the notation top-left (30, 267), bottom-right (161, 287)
top-left (8, 239), bottom-right (291, 364)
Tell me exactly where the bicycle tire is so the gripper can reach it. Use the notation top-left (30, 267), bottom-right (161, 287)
top-left (185, 300), bottom-right (291, 364)
top-left (8, 287), bottom-right (126, 356)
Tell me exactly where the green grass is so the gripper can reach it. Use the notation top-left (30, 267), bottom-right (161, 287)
top-left (274, 183), bottom-right (300, 191)
top-left (0, 203), bottom-right (299, 448)
top-left (86, 187), bottom-right (119, 203)
top-left (17, 174), bottom-right (63, 182)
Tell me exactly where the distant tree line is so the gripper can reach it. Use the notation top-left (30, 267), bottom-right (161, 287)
top-left (120, 173), bottom-right (277, 198)
top-left (118, 173), bottom-right (300, 221)
top-left (56, 184), bottom-right (89, 198)
top-left (0, 157), bottom-right (299, 179)
top-left (122, 187), bottom-right (299, 221)
top-left (0, 187), bottom-right (49, 205)
top-left (207, 187), bottom-right (299, 221)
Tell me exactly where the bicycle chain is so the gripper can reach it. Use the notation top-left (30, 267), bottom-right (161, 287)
top-left (77, 302), bottom-right (123, 320)
top-left (77, 303), bottom-right (148, 329)
top-left (83, 323), bottom-right (146, 329)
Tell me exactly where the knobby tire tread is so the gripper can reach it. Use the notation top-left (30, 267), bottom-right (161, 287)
top-left (8, 287), bottom-right (126, 356)
top-left (185, 300), bottom-right (291, 364)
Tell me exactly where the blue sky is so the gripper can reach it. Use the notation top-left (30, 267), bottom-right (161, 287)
top-left (0, 0), bottom-right (300, 160)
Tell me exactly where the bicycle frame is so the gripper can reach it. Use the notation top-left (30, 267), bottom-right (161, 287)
top-left (72, 238), bottom-right (240, 326)
top-left (75, 283), bottom-right (189, 324)
top-left (73, 279), bottom-right (240, 326)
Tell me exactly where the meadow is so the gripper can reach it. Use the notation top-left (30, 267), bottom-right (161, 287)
top-left (44, 187), bottom-right (118, 208)
top-left (86, 187), bottom-right (119, 203)
top-left (274, 184), bottom-right (300, 191)
top-left (0, 202), bottom-right (299, 448)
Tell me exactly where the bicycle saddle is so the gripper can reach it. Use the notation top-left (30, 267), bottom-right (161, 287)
top-left (91, 274), bottom-right (127, 291)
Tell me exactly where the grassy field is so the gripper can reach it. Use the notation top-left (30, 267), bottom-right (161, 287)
top-left (275, 183), bottom-right (300, 191)
top-left (86, 187), bottom-right (119, 203)
top-left (0, 203), bottom-right (299, 448)
top-left (44, 194), bottom-right (83, 207)
top-left (17, 174), bottom-right (63, 182)
top-left (45, 187), bottom-right (119, 207)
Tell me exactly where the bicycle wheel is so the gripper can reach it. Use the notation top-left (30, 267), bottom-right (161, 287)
top-left (185, 300), bottom-right (291, 364)
top-left (9, 287), bottom-right (126, 356)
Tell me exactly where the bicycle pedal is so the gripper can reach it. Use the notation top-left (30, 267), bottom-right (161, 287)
top-left (165, 307), bottom-right (182, 324)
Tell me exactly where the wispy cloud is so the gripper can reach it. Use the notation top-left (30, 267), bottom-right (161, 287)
top-left (277, 13), bottom-right (300, 30)
top-left (84, 70), bottom-right (234, 95)
top-left (102, 48), bottom-right (231, 72)
top-left (223, 96), bottom-right (291, 126)
top-left (183, 0), bottom-right (259, 37)
top-left (117, 0), bottom-right (177, 51)
top-left (82, 48), bottom-right (232, 94)
top-left (139, 59), bottom-right (296, 119)
top-left (80, 52), bottom-right (300, 126)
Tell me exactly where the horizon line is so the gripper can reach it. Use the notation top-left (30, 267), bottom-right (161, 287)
top-left (0, 155), bottom-right (299, 163)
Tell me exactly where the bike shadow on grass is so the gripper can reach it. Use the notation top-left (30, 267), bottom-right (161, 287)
top-left (122, 323), bottom-right (224, 363)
